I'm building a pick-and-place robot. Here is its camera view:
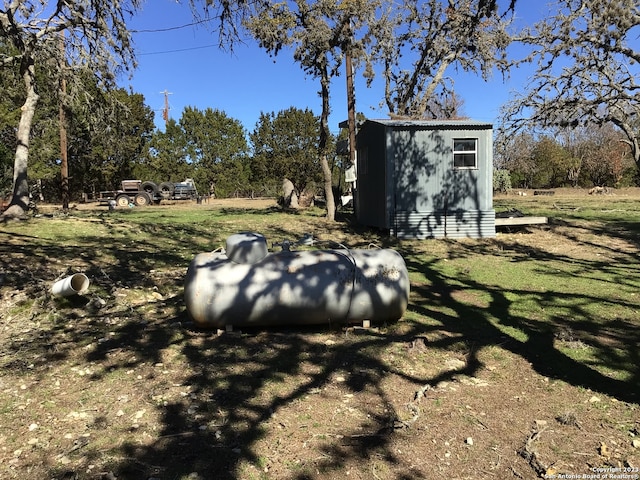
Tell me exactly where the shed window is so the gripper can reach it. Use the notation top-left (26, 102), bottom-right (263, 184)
top-left (453, 138), bottom-right (478, 168)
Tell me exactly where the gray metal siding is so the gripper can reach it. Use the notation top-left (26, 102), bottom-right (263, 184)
top-left (391, 128), bottom-right (449, 213)
top-left (392, 210), bottom-right (496, 239)
top-left (392, 128), bottom-right (493, 213)
top-left (355, 122), bottom-right (388, 229)
top-left (355, 120), bottom-right (496, 239)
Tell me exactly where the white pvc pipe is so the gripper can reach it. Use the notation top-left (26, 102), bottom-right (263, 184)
top-left (52, 273), bottom-right (90, 297)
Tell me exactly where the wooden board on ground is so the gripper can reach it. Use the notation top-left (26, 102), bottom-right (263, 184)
top-left (495, 216), bottom-right (548, 227)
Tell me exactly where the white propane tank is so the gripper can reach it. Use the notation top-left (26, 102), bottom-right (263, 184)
top-left (184, 233), bottom-right (410, 329)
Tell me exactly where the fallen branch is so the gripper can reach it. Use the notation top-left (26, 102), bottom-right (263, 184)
top-left (518, 424), bottom-right (550, 477)
top-left (348, 383), bottom-right (433, 439)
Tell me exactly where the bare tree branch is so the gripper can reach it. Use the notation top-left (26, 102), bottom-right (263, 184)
top-left (502, 0), bottom-right (640, 170)
top-left (372, 0), bottom-right (515, 119)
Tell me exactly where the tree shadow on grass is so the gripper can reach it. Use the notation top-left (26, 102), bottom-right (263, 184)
top-left (92, 239), bottom-right (636, 478)
top-left (219, 206), bottom-right (284, 216)
top-left (83, 323), bottom-right (448, 480)
top-left (403, 229), bottom-right (640, 405)
top-left (1, 212), bottom-right (639, 480)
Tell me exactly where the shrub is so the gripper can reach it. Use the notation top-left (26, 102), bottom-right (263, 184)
top-left (493, 169), bottom-right (512, 193)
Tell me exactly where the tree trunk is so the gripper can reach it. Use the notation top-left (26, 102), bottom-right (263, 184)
top-left (60, 31), bottom-right (69, 211)
top-left (60, 107), bottom-right (69, 211)
top-left (613, 118), bottom-right (640, 172)
top-left (345, 50), bottom-right (357, 168)
top-left (2, 57), bottom-right (39, 219)
top-left (319, 62), bottom-right (335, 221)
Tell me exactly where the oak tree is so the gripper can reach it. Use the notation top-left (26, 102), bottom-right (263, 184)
top-left (249, 107), bottom-right (322, 196)
top-left (372, 0), bottom-right (514, 119)
top-left (179, 106), bottom-right (249, 197)
top-left (501, 0), bottom-right (640, 173)
top-left (0, 0), bottom-right (141, 218)
top-left (246, 0), bottom-right (378, 221)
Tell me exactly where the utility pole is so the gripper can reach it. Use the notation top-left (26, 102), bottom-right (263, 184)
top-left (344, 19), bottom-right (357, 171)
top-left (160, 90), bottom-right (172, 125)
top-left (59, 31), bottom-right (69, 211)
top-left (345, 51), bottom-right (356, 169)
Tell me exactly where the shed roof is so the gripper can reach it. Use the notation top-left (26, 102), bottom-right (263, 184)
top-left (362, 118), bottom-right (493, 130)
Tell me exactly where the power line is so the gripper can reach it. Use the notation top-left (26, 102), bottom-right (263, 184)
top-left (139, 44), bottom-right (217, 56)
top-left (131, 18), bottom-right (212, 34)
top-left (131, 18), bottom-right (240, 56)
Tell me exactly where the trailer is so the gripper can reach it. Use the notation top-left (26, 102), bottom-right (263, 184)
top-left (97, 179), bottom-right (198, 206)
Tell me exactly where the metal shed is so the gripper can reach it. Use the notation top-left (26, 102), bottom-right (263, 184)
top-left (354, 119), bottom-right (495, 239)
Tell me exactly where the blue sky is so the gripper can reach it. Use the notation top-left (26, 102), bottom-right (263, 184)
top-left (123, 1), bottom-right (547, 134)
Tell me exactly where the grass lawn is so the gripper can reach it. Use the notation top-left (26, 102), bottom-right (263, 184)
top-left (0, 190), bottom-right (638, 480)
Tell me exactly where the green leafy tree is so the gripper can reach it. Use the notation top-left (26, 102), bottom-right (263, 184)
top-left (0, 138), bottom-right (13, 199)
top-left (0, 39), bottom-right (153, 202)
top-left (70, 87), bottom-right (155, 195)
top-left (246, 0), bottom-right (379, 221)
top-left (137, 119), bottom-right (193, 185)
top-left (0, 41), bottom-right (20, 198)
top-left (249, 107), bottom-right (322, 196)
top-left (179, 106), bottom-right (249, 197)
top-left (493, 169), bottom-right (512, 194)
top-left (26, 94), bottom-right (60, 201)
top-left (1, 0), bottom-right (142, 218)
top-left (530, 136), bottom-right (573, 188)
